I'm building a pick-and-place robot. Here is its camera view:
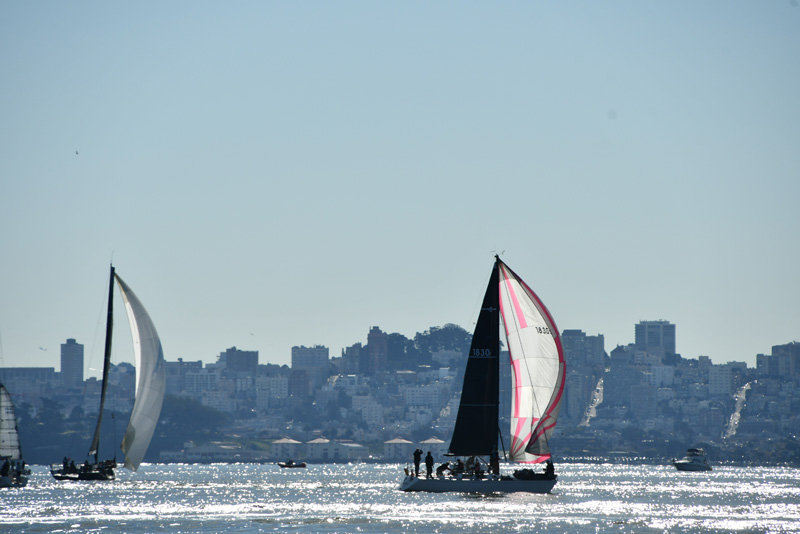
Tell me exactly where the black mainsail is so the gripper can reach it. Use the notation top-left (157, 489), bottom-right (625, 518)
top-left (447, 260), bottom-right (500, 457)
top-left (87, 265), bottom-right (115, 464)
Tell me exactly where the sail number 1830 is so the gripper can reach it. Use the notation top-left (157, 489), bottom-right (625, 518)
top-left (535, 326), bottom-right (552, 335)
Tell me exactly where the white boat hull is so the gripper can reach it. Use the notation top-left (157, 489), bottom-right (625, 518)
top-left (673, 460), bottom-right (712, 472)
top-left (399, 475), bottom-right (557, 494)
top-left (0, 474), bottom-right (28, 488)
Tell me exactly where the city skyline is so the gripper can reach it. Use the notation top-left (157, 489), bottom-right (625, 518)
top-left (3, 318), bottom-right (794, 379)
top-left (2, 3), bottom-right (798, 374)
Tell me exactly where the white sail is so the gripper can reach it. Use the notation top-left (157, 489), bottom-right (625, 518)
top-left (498, 262), bottom-right (565, 463)
top-left (115, 275), bottom-right (166, 471)
top-left (0, 385), bottom-right (22, 460)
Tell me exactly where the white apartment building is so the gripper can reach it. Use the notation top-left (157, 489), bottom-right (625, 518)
top-left (709, 365), bottom-right (734, 396)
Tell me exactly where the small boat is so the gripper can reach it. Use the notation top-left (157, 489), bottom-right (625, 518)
top-left (0, 384), bottom-right (30, 488)
top-left (400, 256), bottom-right (566, 494)
top-left (672, 448), bottom-right (712, 471)
top-left (278, 460), bottom-right (306, 468)
top-left (50, 265), bottom-right (166, 481)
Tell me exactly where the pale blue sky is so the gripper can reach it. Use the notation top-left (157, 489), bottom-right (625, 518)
top-left (2, 2), bottom-right (798, 375)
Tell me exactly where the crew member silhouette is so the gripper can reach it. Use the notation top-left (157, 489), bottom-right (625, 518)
top-left (425, 451), bottom-right (434, 478)
top-left (413, 448), bottom-right (423, 477)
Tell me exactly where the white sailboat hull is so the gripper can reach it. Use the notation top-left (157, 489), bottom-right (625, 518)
top-left (399, 475), bottom-right (557, 494)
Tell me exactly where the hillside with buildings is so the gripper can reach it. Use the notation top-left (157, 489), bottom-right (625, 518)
top-left (2, 322), bottom-right (799, 466)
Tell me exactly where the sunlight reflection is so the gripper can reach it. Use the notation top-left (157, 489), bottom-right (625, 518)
top-left (3, 463), bottom-right (799, 533)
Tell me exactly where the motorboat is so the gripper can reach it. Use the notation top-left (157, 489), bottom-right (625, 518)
top-left (672, 448), bottom-right (712, 471)
top-left (278, 460), bottom-right (306, 468)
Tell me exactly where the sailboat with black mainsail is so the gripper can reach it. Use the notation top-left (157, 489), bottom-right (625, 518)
top-left (0, 384), bottom-right (29, 488)
top-left (50, 265), bottom-right (166, 481)
top-left (400, 256), bottom-right (566, 493)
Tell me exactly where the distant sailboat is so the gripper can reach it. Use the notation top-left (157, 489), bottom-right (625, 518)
top-left (400, 256), bottom-right (566, 493)
top-left (51, 265), bottom-right (166, 481)
top-left (0, 384), bottom-right (29, 488)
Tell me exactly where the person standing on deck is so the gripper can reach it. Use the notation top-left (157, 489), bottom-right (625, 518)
top-left (413, 448), bottom-right (422, 477)
top-left (490, 451), bottom-right (500, 477)
top-left (425, 451), bottom-right (434, 478)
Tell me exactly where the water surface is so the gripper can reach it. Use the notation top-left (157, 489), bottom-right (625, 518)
top-left (2, 462), bottom-right (799, 533)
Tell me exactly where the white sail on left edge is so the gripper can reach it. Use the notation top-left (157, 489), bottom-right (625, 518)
top-left (115, 274), bottom-right (166, 471)
top-left (0, 385), bottom-right (22, 460)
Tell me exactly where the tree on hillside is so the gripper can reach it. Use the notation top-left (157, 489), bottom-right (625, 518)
top-left (148, 395), bottom-right (230, 458)
top-left (385, 324), bottom-right (472, 370)
top-left (387, 332), bottom-right (413, 370)
top-left (414, 324), bottom-right (472, 362)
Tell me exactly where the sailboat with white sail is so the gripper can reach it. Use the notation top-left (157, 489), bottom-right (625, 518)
top-left (0, 384), bottom-right (29, 488)
top-left (399, 256), bottom-right (566, 493)
top-left (50, 265), bottom-right (166, 481)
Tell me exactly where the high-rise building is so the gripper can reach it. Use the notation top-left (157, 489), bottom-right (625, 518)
top-left (561, 329), bottom-right (606, 369)
top-left (756, 353), bottom-right (778, 377)
top-left (341, 343), bottom-right (366, 375)
top-left (164, 358), bottom-right (204, 395)
top-left (634, 320), bottom-right (676, 356)
top-left (291, 345), bottom-right (329, 394)
top-left (291, 345), bottom-right (329, 369)
top-left (367, 326), bottom-right (388, 374)
top-left (709, 365), bottom-right (734, 397)
top-left (219, 346), bottom-right (258, 374)
top-left (60, 338), bottom-right (84, 388)
top-left (772, 341), bottom-right (800, 377)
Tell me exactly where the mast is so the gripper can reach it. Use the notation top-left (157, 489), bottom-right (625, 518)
top-left (447, 257), bottom-right (501, 457)
top-left (88, 265), bottom-right (115, 464)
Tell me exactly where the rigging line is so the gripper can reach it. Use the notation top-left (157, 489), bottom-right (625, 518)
top-left (497, 425), bottom-right (508, 461)
top-left (87, 272), bottom-right (112, 381)
top-left (468, 264), bottom-right (497, 329)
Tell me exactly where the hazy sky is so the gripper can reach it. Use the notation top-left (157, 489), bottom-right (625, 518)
top-left (2, 2), bottom-right (798, 376)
